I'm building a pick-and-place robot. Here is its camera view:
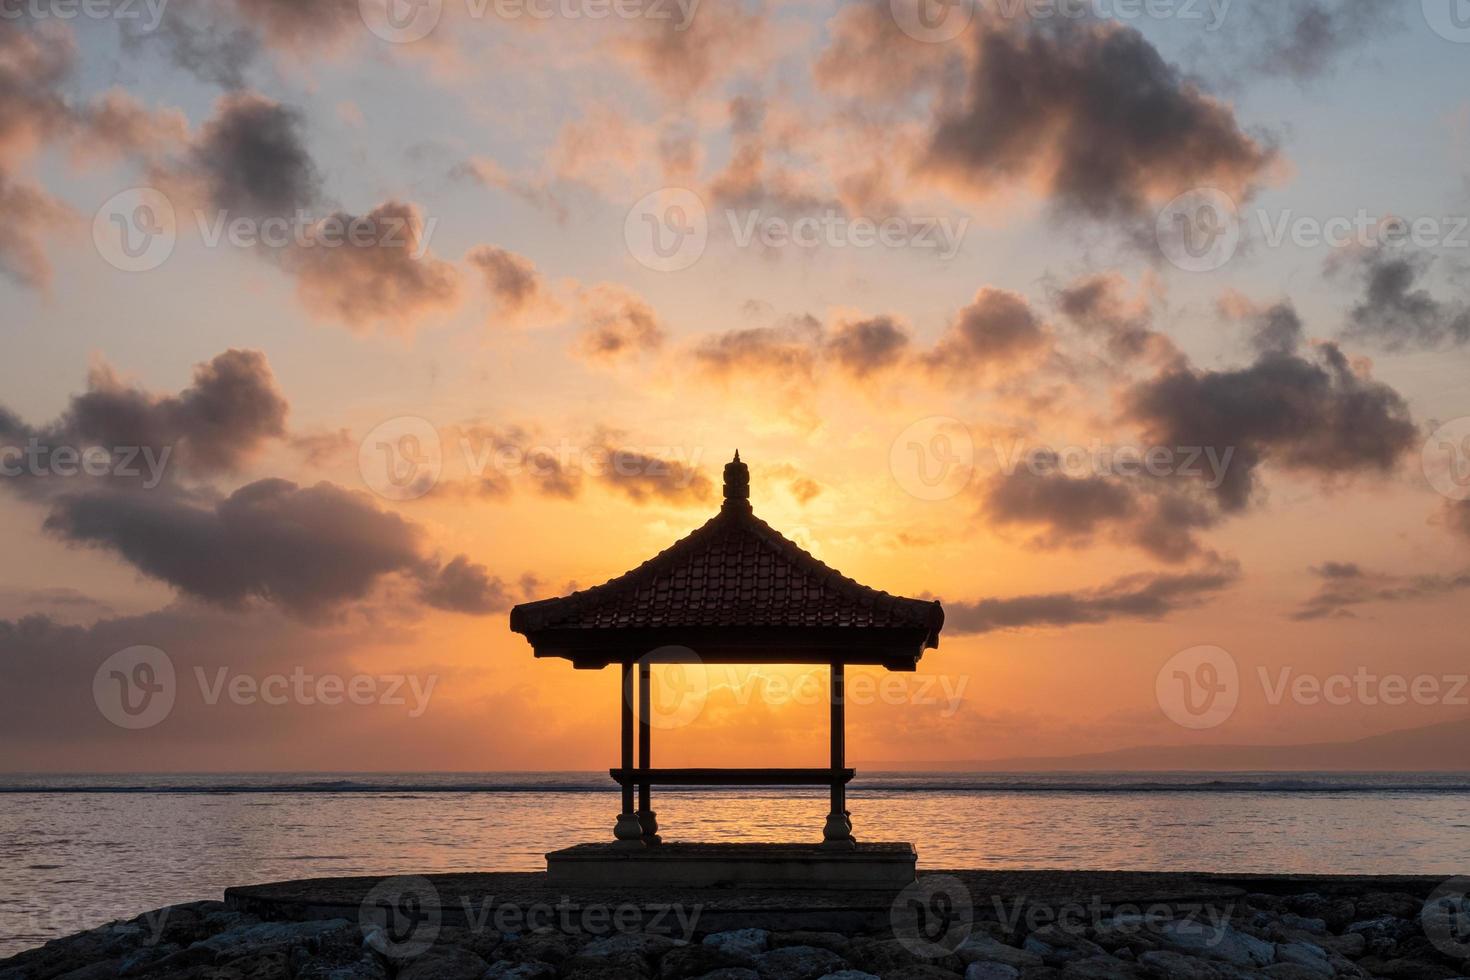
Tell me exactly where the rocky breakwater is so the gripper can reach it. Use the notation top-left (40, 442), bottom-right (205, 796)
top-left (2, 876), bottom-right (1469, 980)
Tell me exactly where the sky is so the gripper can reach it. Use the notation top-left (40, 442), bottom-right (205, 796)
top-left (2, 0), bottom-right (1469, 772)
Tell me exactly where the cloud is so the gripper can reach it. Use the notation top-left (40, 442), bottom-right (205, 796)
top-left (575, 284), bottom-right (666, 363)
top-left (418, 555), bottom-right (514, 614)
top-left (42, 479), bottom-right (427, 620)
top-left (467, 245), bottom-right (553, 321)
top-left (1341, 250), bottom-right (1470, 352)
top-left (945, 559), bottom-right (1241, 635)
top-left (1056, 274), bottom-right (1180, 368)
top-left (188, 92), bottom-right (323, 220)
top-left (1240, 0), bottom-right (1400, 82)
top-left (1292, 560), bottom-right (1470, 620)
top-left (615, 0), bottom-right (768, 98)
top-left (825, 316), bottom-right (912, 378)
top-left (289, 428), bottom-right (354, 467)
top-left (925, 288), bottom-right (1052, 372)
top-left (283, 201), bottom-right (462, 333)
top-left (980, 463), bottom-right (1220, 563)
top-left (588, 438), bottom-right (714, 506)
top-left (1123, 313), bottom-right (1417, 511)
top-left (0, 348), bottom-right (289, 496)
top-left (0, 173), bottom-right (72, 288)
top-left (923, 16), bottom-right (1274, 222)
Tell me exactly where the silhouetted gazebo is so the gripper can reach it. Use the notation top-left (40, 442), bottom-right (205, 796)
top-left (510, 453), bottom-right (944, 851)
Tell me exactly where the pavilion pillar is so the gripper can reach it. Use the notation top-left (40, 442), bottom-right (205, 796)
top-left (613, 660), bottom-right (644, 847)
top-left (637, 660), bottom-right (660, 844)
top-left (821, 662), bottom-right (856, 849)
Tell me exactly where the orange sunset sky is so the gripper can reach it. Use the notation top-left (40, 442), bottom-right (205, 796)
top-left (2, 0), bottom-right (1469, 771)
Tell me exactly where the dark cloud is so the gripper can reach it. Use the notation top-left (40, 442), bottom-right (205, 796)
top-left (42, 479), bottom-right (428, 620)
top-left (1292, 561), bottom-right (1470, 620)
top-left (924, 16), bottom-right (1274, 222)
top-left (591, 443), bottom-right (713, 506)
top-left (945, 559), bottom-right (1241, 635)
top-left (825, 316), bottom-right (911, 378)
top-left (617, 0), bottom-right (766, 98)
top-left (693, 316), bottom-right (822, 379)
top-left (980, 464), bottom-right (1219, 564)
top-left (419, 555), bottom-right (514, 614)
top-left (191, 92), bottom-right (322, 219)
top-left (1056, 274), bottom-right (1180, 367)
top-left (289, 428), bottom-right (354, 467)
top-left (1341, 250), bottom-right (1470, 352)
top-left (468, 245), bottom-right (548, 318)
top-left (1124, 321), bottom-right (1417, 511)
top-left (1242, 0), bottom-right (1400, 82)
top-left (1245, 302), bottom-right (1306, 357)
top-left (1, 348), bottom-right (288, 497)
top-left (925, 288), bottom-right (1051, 371)
top-left (284, 201), bottom-right (462, 333)
top-left (122, 5), bottom-right (259, 89)
top-left (576, 285), bottom-right (666, 363)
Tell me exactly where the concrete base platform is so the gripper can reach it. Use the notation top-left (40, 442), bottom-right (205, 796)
top-left (545, 842), bottom-right (917, 890)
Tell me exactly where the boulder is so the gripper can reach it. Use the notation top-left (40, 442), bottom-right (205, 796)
top-left (483, 960), bottom-right (558, 980)
top-left (752, 944), bottom-right (848, 980)
top-left (395, 945), bottom-right (489, 980)
top-left (704, 930), bottom-right (771, 959)
top-left (1022, 926), bottom-right (1108, 966)
top-left (1059, 955), bottom-right (1146, 980)
top-left (1355, 894), bottom-right (1424, 921)
top-left (1273, 942), bottom-right (1332, 977)
top-left (197, 919), bottom-right (353, 962)
top-left (955, 935), bottom-right (1043, 969)
top-left (580, 933), bottom-right (679, 961)
top-left (1156, 921), bottom-right (1274, 969)
top-left (965, 963), bottom-right (1020, 980)
top-left (1135, 950), bottom-right (1238, 980)
top-left (499, 932), bottom-right (582, 965)
top-left (770, 932), bottom-right (853, 958)
top-left (689, 971), bottom-right (761, 980)
top-left (663, 943), bottom-right (755, 979)
top-left (814, 971), bottom-right (879, 980)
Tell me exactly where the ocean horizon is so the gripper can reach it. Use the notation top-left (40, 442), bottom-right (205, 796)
top-left (4, 770), bottom-right (1468, 956)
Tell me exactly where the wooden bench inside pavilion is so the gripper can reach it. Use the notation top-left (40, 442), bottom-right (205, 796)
top-left (509, 452), bottom-right (945, 888)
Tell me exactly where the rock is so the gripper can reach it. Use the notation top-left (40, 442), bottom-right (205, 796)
top-left (580, 933), bottom-right (679, 961)
top-left (1262, 966), bottom-right (1336, 980)
top-left (1355, 894), bottom-right (1424, 921)
top-left (846, 936), bottom-right (962, 975)
top-left (1059, 955), bottom-right (1146, 980)
top-left (561, 951), bottom-right (654, 980)
top-left (117, 941), bottom-right (181, 975)
top-left (433, 926), bottom-right (503, 962)
top-left (500, 932), bottom-right (582, 965)
top-left (1136, 950), bottom-right (1238, 980)
top-left (1023, 926), bottom-right (1108, 966)
top-left (1279, 915), bottom-right (1329, 935)
top-left (705, 930), bottom-right (771, 959)
top-left (879, 968), bottom-right (965, 980)
top-left (965, 964), bottom-right (1021, 980)
top-left (1283, 897), bottom-right (1357, 933)
top-left (483, 960), bottom-right (558, 980)
top-left (770, 932), bottom-right (853, 958)
top-left (298, 955), bottom-right (390, 980)
top-left (207, 949), bottom-right (291, 979)
top-left (752, 944), bottom-right (848, 980)
top-left (1273, 942), bottom-right (1332, 976)
top-left (663, 943), bottom-right (755, 979)
top-left (815, 972), bottom-right (879, 980)
top-left (395, 945), bottom-right (489, 980)
top-left (1355, 958), bottom-right (1463, 980)
top-left (955, 935), bottom-right (1044, 969)
top-left (1156, 921), bottom-right (1274, 969)
top-left (689, 971), bottom-right (761, 980)
top-left (197, 918), bottom-right (353, 962)
top-left (1346, 916), bottom-right (1414, 955)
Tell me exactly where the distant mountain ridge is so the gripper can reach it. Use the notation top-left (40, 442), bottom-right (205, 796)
top-left (877, 716), bottom-right (1470, 772)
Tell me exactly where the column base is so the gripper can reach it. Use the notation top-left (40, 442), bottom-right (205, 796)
top-left (820, 811), bottom-right (857, 850)
top-left (638, 809), bottom-right (662, 845)
top-left (613, 811), bottom-right (646, 849)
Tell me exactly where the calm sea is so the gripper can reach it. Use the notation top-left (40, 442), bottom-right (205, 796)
top-left (3, 771), bottom-right (1469, 956)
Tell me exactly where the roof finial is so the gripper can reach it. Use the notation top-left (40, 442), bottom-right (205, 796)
top-left (723, 450), bottom-right (750, 507)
